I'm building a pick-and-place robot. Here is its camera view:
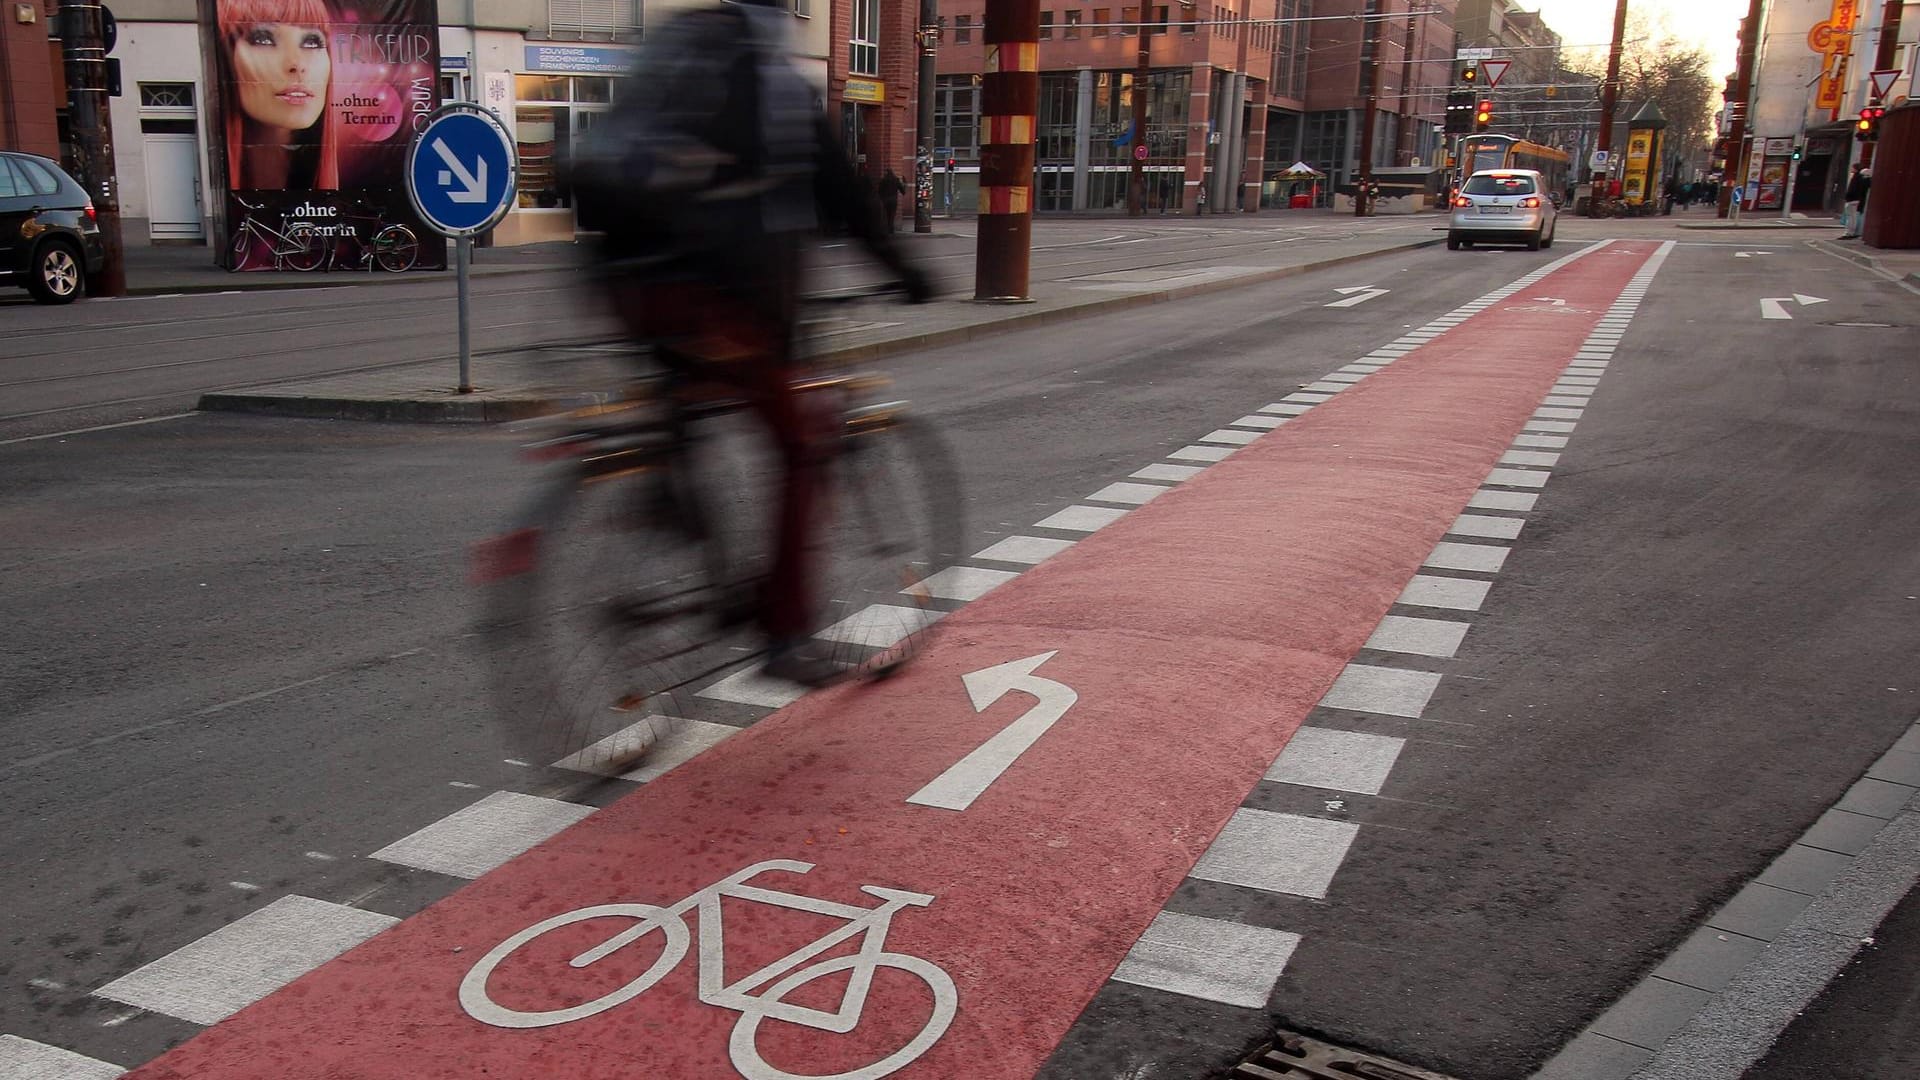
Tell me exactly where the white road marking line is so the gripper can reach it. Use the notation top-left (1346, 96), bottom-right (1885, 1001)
top-left (0, 1035), bottom-right (127, 1079)
top-left (1486, 468), bottom-right (1550, 489)
top-left (1111, 911), bottom-right (1301, 1008)
top-left (1283, 392), bottom-right (1334, 403)
top-left (697, 665), bottom-right (808, 708)
top-left (1259, 403), bottom-right (1313, 415)
top-left (1543, 395), bottom-right (1590, 407)
top-left (1033, 505), bottom-right (1131, 532)
top-left (93, 896), bottom-right (397, 1026)
top-left (1450, 513), bottom-right (1525, 540)
top-left (1365, 613), bottom-right (1472, 658)
top-left (912, 564), bottom-right (1023, 599)
top-left (817, 603), bottom-right (944, 648)
top-left (1318, 663), bottom-right (1443, 719)
top-left (1398, 574), bottom-right (1493, 612)
top-left (194, 673), bottom-right (336, 717)
top-left (972, 534), bottom-right (1076, 564)
top-left (556, 716), bottom-right (739, 783)
top-left (1514, 433), bottom-right (1569, 448)
top-left (0, 413), bottom-right (196, 447)
top-left (1266, 727), bottom-right (1407, 795)
top-left (1169, 444), bottom-right (1236, 463)
top-left (1302, 382), bottom-right (1349, 393)
top-left (1534, 407), bottom-right (1584, 420)
top-left (1229, 414), bottom-right (1288, 429)
top-left (1085, 480), bottom-right (1171, 504)
top-left (1425, 541), bottom-right (1511, 574)
top-left (1501, 450), bottom-right (1562, 467)
top-left (229, 881), bottom-right (260, 892)
top-left (1525, 420), bottom-right (1579, 434)
top-left (1191, 808), bottom-right (1360, 899)
top-left (369, 791), bottom-right (595, 879)
top-left (1320, 373), bottom-right (1367, 383)
top-left (1131, 463), bottom-right (1203, 482)
top-left (1470, 488), bottom-right (1540, 511)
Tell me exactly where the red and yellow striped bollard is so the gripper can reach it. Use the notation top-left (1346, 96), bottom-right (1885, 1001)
top-left (974, 1), bottom-right (1039, 301)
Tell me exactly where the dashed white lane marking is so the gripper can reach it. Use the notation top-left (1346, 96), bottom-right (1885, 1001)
top-left (1169, 444), bottom-right (1236, 462)
top-left (1424, 541), bottom-right (1511, 574)
top-left (1515, 433), bottom-right (1569, 448)
top-left (370, 791), bottom-right (594, 879)
top-left (557, 717), bottom-right (740, 783)
top-left (912, 564), bottom-right (1023, 599)
top-left (1196, 428), bottom-right (1263, 446)
top-left (1365, 613), bottom-right (1472, 658)
top-left (1485, 467), bottom-right (1550, 489)
top-left (1451, 513), bottom-right (1525, 540)
top-left (1470, 489), bottom-right (1540, 512)
top-left (1259, 402), bottom-right (1314, 415)
top-left (1191, 808), bottom-right (1361, 899)
top-left (1534, 407), bottom-right (1585, 420)
top-left (972, 534), bottom-right (1077, 564)
top-left (818, 603), bottom-right (944, 648)
top-left (1131, 463), bottom-right (1203, 482)
top-left (1085, 480), bottom-right (1171, 504)
top-left (1398, 574), bottom-right (1494, 612)
top-left (93, 895), bottom-right (397, 1026)
top-left (1525, 419), bottom-right (1579, 434)
top-left (1266, 727), bottom-right (1408, 796)
top-left (1111, 911), bottom-right (1302, 1008)
top-left (1502, 450), bottom-right (1562, 467)
top-left (1318, 663), bottom-right (1443, 719)
top-left (1033, 504), bottom-right (1130, 532)
top-left (0, 1035), bottom-right (126, 1079)
top-left (1228, 413), bottom-right (1289, 429)
top-left (1282, 392), bottom-right (1333, 404)
top-left (697, 664), bottom-right (808, 708)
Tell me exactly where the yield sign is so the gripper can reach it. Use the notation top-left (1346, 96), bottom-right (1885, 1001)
top-left (1482, 59), bottom-right (1512, 88)
top-left (1869, 69), bottom-right (1900, 101)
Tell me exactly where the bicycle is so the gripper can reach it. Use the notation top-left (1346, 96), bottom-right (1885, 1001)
top-left (227, 195), bottom-right (329, 272)
top-left (472, 286), bottom-right (963, 774)
top-left (328, 220), bottom-right (421, 273)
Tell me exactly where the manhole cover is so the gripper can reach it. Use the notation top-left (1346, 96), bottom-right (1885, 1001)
top-left (1230, 1029), bottom-right (1460, 1080)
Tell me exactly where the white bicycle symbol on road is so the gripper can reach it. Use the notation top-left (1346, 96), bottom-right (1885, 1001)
top-left (459, 859), bottom-right (959, 1080)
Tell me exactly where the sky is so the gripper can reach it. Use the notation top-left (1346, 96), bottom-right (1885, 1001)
top-left (1527, 0), bottom-right (1752, 81)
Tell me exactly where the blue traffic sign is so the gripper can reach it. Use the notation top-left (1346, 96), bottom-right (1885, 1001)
top-left (407, 103), bottom-right (517, 238)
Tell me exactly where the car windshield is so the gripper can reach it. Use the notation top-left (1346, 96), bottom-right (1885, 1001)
top-left (1464, 174), bottom-right (1536, 196)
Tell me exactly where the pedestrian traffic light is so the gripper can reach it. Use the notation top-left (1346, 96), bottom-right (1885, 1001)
top-left (1790, 144), bottom-right (1802, 161)
top-left (1855, 105), bottom-right (1885, 141)
top-left (1475, 100), bottom-right (1494, 131)
top-left (1445, 88), bottom-right (1474, 134)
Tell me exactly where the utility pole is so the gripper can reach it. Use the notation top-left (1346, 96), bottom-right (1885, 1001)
top-left (57, 0), bottom-right (126, 296)
top-left (1354, 3), bottom-right (1384, 217)
top-left (1718, 0), bottom-right (1764, 217)
top-left (915, 0), bottom-right (938, 233)
top-left (1590, 0), bottom-right (1629, 217)
top-left (1128, 3), bottom-right (1151, 215)
top-left (975, 0), bottom-right (1039, 300)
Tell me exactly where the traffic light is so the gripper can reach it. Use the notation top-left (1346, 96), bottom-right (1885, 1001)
top-left (1790, 144), bottom-right (1803, 162)
top-left (1856, 105), bottom-right (1885, 141)
top-left (1461, 64), bottom-right (1479, 85)
top-left (1475, 99), bottom-right (1494, 131)
top-left (1445, 88), bottom-right (1474, 134)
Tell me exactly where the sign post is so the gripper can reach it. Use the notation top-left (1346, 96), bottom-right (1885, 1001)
top-left (406, 103), bottom-right (518, 393)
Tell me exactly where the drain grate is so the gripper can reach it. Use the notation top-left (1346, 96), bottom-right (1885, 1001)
top-left (1229, 1029), bottom-right (1460, 1080)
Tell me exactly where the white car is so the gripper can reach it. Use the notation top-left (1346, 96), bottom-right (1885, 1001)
top-left (1448, 169), bottom-right (1557, 251)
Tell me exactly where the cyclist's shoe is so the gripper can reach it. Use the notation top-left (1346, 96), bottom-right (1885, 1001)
top-left (763, 639), bottom-right (853, 688)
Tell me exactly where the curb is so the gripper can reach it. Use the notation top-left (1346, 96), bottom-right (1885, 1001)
top-left (198, 237), bottom-right (1442, 423)
top-left (125, 263), bottom-right (567, 297)
top-left (1807, 238), bottom-right (1920, 289)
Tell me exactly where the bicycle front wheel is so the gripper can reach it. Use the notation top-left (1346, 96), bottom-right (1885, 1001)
top-left (476, 462), bottom-right (734, 774)
top-left (228, 228), bottom-right (253, 272)
top-left (284, 224), bottom-right (330, 272)
top-left (373, 225), bottom-right (419, 272)
top-left (814, 410), bottom-right (964, 678)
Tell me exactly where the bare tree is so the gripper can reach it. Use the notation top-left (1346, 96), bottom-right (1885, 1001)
top-left (1564, 18), bottom-right (1717, 174)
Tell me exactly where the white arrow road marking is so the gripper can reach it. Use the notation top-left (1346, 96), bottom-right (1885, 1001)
top-left (1734, 251), bottom-right (1773, 258)
top-left (1759, 294), bottom-right (1828, 320)
top-left (1532, 297), bottom-right (1567, 306)
top-left (907, 651), bottom-right (1076, 811)
top-left (1326, 286), bottom-right (1389, 308)
top-left (432, 138), bottom-right (489, 204)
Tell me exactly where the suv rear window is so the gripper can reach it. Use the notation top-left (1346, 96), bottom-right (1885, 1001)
top-left (13, 157), bottom-right (64, 196)
top-left (1463, 174), bottom-right (1536, 195)
top-left (0, 160), bottom-right (23, 199)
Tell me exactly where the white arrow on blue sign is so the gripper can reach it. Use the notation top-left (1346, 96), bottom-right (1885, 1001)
top-left (406, 103), bottom-right (518, 238)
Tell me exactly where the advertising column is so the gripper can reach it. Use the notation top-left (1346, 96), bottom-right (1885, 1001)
top-left (200, 0), bottom-right (445, 271)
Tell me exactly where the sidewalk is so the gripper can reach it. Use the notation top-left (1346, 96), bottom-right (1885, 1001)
top-left (196, 223), bottom-right (1443, 423)
top-left (122, 238), bottom-right (581, 295)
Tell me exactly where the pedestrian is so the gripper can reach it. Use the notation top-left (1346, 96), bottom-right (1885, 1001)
top-left (877, 168), bottom-right (905, 232)
top-left (1841, 165), bottom-right (1871, 239)
top-left (1196, 183), bottom-right (1208, 215)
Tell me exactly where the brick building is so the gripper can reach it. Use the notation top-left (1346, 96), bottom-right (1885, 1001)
top-left (1296, 0), bottom-right (1456, 186)
top-left (828, 0), bottom-right (924, 187)
top-left (0, 0), bottom-right (64, 159)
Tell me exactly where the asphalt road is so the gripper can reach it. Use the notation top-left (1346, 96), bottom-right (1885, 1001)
top-left (3, 229), bottom-right (1915, 1079)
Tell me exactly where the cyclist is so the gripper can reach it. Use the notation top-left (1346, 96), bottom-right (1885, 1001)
top-left (568, 0), bottom-right (933, 686)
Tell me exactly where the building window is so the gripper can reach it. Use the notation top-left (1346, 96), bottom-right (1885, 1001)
top-left (954, 14), bottom-right (971, 44)
top-left (1065, 9), bottom-right (1082, 37)
top-left (1092, 7), bottom-right (1109, 37)
top-left (138, 82), bottom-right (195, 109)
top-left (1181, 6), bottom-right (1195, 34)
top-left (547, 0), bottom-right (641, 41)
top-left (934, 74), bottom-right (979, 160)
top-left (1040, 11), bottom-right (1053, 39)
top-left (514, 75), bottom-right (616, 208)
top-left (850, 0), bottom-right (879, 75)
top-left (788, 0), bottom-right (810, 16)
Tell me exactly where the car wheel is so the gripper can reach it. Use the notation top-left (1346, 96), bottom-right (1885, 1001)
top-left (1526, 227), bottom-right (1543, 251)
top-left (27, 240), bottom-right (85, 304)
top-left (1446, 234), bottom-right (1461, 250)
top-left (1541, 223), bottom-right (1555, 249)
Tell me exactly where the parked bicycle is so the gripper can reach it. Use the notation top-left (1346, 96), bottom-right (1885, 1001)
top-left (459, 859), bottom-right (958, 1080)
top-left (324, 200), bottom-right (421, 272)
top-left (227, 195), bottom-right (328, 272)
top-left (472, 287), bottom-right (963, 774)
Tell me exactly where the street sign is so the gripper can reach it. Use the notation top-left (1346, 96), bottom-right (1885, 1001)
top-left (1134, 143), bottom-right (1149, 162)
top-left (406, 103), bottom-right (517, 239)
top-left (1869, 69), bottom-right (1900, 100)
top-left (1481, 59), bottom-right (1511, 89)
top-left (1590, 150), bottom-right (1611, 171)
top-left (1456, 47), bottom-right (1493, 60)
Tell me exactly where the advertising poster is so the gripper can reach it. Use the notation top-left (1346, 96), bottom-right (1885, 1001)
top-left (201, 0), bottom-right (446, 271)
top-left (1622, 131), bottom-right (1652, 201)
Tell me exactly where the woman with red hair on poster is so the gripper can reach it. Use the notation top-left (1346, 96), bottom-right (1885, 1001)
top-left (215, 0), bottom-right (340, 190)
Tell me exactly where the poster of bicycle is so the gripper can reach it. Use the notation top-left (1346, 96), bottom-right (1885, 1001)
top-left (198, 0), bottom-right (448, 272)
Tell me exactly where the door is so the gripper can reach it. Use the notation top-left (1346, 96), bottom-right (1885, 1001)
top-left (142, 132), bottom-right (204, 241)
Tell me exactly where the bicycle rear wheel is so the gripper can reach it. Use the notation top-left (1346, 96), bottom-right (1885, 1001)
top-left (477, 461), bottom-right (734, 775)
top-left (813, 409), bottom-right (964, 677)
top-left (373, 225), bottom-right (419, 272)
top-left (284, 224), bottom-right (330, 272)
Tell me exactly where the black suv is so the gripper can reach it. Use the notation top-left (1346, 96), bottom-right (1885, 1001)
top-left (1, 150), bottom-right (106, 304)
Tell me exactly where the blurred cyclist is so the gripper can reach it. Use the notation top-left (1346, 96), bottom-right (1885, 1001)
top-left (568, 0), bottom-right (932, 686)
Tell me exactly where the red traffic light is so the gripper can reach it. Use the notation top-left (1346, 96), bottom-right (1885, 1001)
top-left (1475, 101), bottom-right (1493, 124)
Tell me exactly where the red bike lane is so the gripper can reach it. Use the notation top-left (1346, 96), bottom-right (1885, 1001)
top-left (127, 242), bottom-right (1659, 1080)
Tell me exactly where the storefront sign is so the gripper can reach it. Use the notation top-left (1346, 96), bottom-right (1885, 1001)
top-left (1807, 0), bottom-right (1860, 111)
top-left (524, 45), bottom-right (636, 75)
top-left (844, 78), bottom-right (885, 103)
top-left (440, 56), bottom-right (468, 70)
top-left (200, 0), bottom-right (445, 271)
top-left (1764, 137), bottom-right (1793, 156)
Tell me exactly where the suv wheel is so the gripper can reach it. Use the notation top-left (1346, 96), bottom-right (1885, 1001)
top-left (28, 240), bottom-right (85, 304)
